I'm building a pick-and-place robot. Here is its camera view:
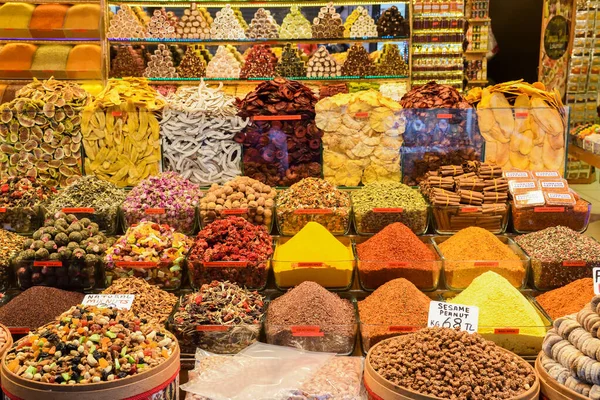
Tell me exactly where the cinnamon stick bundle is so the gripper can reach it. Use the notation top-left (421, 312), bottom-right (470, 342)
top-left (440, 165), bottom-right (464, 176)
top-left (456, 178), bottom-right (485, 192)
top-left (478, 163), bottom-right (503, 179)
top-left (483, 192), bottom-right (508, 204)
top-left (458, 189), bottom-right (484, 206)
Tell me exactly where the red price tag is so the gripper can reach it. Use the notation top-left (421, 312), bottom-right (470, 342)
top-left (115, 261), bottom-right (157, 268)
top-left (534, 207), bottom-right (565, 213)
top-left (563, 261), bottom-right (586, 267)
top-left (196, 326), bottom-right (228, 332)
top-left (292, 262), bottom-right (325, 268)
top-left (355, 112), bottom-right (369, 119)
top-left (112, 111), bottom-right (123, 117)
top-left (9, 327), bottom-right (30, 334)
top-left (252, 115), bottom-right (302, 121)
top-left (388, 326), bottom-right (419, 333)
top-left (293, 209), bottom-right (333, 215)
top-left (204, 261), bottom-right (248, 268)
top-left (33, 261), bottom-right (62, 267)
top-left (432, 21), bottom-right (440, 26)
top-left (291, 326), bottom-right (324, 337)
top-left (437, 113), bottom-right (452, 119)
top-left (145, 208), bottom-right (166, 215)
top-left (460, 207), bottom-right (479, 213)
top-left (432, 36), bottom-right (439, 42)
top-left (61, 208), bottom-right (95, 214)
top-left (494, 328), bottom-right (519, 334)
top-left (451, 21), bottom-right (458, 26)
top-left (474, 261), bottom-right (499, 267)
top-left (0, 208), bottom-right (5, 213)
top-left (515, 112), bottom-right (529, 118)
top-left (384, 262), bottom-right (409, 267)
top-left (373, 208), bottom-right (403, 213)
top-left (221, 209), bottom-right (248, 215)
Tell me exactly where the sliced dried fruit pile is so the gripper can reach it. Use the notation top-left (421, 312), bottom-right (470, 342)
top-left (0, 78), bottom-right (90, 187)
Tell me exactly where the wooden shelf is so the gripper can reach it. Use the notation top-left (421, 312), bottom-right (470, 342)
top-left (568, 144), bottom-right (600, 169)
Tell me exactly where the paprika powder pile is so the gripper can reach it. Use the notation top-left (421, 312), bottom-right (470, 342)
top-left (356, 222), bottom-right (439, 290)
top-left (536, 278), bottom-right (595, 320)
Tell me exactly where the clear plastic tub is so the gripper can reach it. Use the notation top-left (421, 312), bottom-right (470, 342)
top-left (354, 204), bottom-right (429, 235)
top-left (122, 205), bottom-right (198, 236)
top-left (431, 203), bottom-right (509, 234)
top-left (265, 294), bottom-right (358, 355)
top-left (440, 292), bottom-right (553, 356)
top-left (199, 206), bottom-right (274, 233)
top-left (166, 298), bottom-right (264, 355)
top-left (355, 236), bottom-right (442, 291)
top-left (511, 200), bottom-right (592, 233)
top-left (276, 205), bottom-right (351, 237)
top-left (42, 205), bottom-right (120, 235)
top-left (104, 259), bottom-right (185, 291)
top-left (0, 206), bottom-right (43, 234)
top-left (13, 258), bottom-right (98, 291)
top-left (187, 257), bottom-right (271, 291)
top-left (432, 235), bottom-right (530, 290)
top-left (272, 236), bottom-right (355, 291)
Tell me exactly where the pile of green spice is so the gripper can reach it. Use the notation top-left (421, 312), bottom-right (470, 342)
top-left (515, 226), bottom-right (600, 290)
top-left (0, 177), bottom-right (56, 233)
top-left (356, 222), bottom-right (439, 290)
top-left (0, 228), bottom-right (25, 290)
top-left (351, 182), bottom-right (429, 234)
top-left (42, 176), bottom-right (126, 234)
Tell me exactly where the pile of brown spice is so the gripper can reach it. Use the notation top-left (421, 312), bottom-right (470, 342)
top-left (358, 278), bottom-right (431, 351)
top-left (536, 278), bottom-right (595, 320)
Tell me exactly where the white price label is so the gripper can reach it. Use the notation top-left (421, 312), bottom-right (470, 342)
top-left (82, 294), bottom-right (135, 310)
top-left (594, 268), bottom-right (600, 295)
top-left (428, 301), bottom-right (479, 333)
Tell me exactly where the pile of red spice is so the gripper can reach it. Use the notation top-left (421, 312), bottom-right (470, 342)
top-left (356, 222), bottom-right (439, 290)
top-left (536, 278), bottom-right (595, 320)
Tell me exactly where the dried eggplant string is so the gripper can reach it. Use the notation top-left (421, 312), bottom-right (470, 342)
top-left (161, 80), bottom-right (249, 185)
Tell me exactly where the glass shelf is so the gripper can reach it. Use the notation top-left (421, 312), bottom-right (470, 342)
top-left (108, 36), bottom-right (410, 46)
top-left (106, 0), bottom-right (409, 7)
top-left (141, 76), bottom-right (410, 84)
top-left (0, 38), bottom-right (99, 44)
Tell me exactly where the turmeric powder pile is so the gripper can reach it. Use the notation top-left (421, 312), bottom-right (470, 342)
top-left (438, 227), bottom-right (525, 289)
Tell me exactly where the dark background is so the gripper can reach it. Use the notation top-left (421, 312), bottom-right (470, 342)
top-left (488, 0), bottom-right (544, 84)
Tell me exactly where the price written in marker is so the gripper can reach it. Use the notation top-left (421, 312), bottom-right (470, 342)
top-left (593, 268), bottom-right (600, 295)
top-left (81, 294), bottom-right (135, 310)
top-left (428, 301), bottom-right (479, 333)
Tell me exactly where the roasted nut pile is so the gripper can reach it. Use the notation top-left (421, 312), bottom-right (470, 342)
top-left (312, 2), bottom-right (344, 39)
top-left (370, 328), bottom-right (536, 399)
top-left (400, 82), bottom-right (483, 186)
top-left (210, 5), bottom-right (246, 40)
top-left (376, 6), bottom-right (410, 37)
top-left (246, 8), bottom-right (279, 39)
top-left (317, 90), bottom-right (404, 186)
top-left (188, 216), bottom-right (273, 289)
top-left (276, 44), bottom-right (307, 77)
top-left (280, 5), bottom-right (312, 39)
top-left (14, 211), bottom-right (112, 290)
top-left (177, 3), bottom-right (212, 39)
top-left (109, 45), bottom-right (146, 78)
top-left (162, 81), bottom-right (248, 185)
top-left (4, 305), bottom-right (177, 384)
top-left (0, 176), bottom-right (55, 233)
top-left (235, 78), bottom-right (322, 186)
top-left (0, 78), bottom-right (89, 187)
top-left (206, 45), bottom-right (242, 79)
top-left (144, 44), bottom-right (178, 78)
top-left (276, 178), bottom-right (350, 235)
top-left (199, 176), bottom-right (275, 228)
top-left (307, 46), bottom-right (341, 78)
top-left (107, 5), bottom-right (147, 38)
top-left (81, 78), bottom-right (164, 187)
top-left (121, 172), bottom-right (202, 234)
top-left (240, 45), bottom-right (278, 79)
top-left (177, 46), bottom-right (206, 78)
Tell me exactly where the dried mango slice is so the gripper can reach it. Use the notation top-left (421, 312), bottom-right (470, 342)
top-left (530, 97), bottom-right (563, 135)
top-left (509, 150), bottom-right (530, 170)
top-left (485, 141), bottom-right (497, 163)
top-left (519, 130), bottom-right (534, 155)
top-left (489, 92), bottom-right (514, 141)
top-left (496, 141), bottom-right (509, 167)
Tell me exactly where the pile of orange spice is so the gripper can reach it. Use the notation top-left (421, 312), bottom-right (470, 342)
top-left (536, 278), bottom-right (595, 320)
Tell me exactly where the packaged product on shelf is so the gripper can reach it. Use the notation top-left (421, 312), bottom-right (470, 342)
top-left (0, 229), bottom-right (24, 291)
top-left (276, 178), bottom-right (350, 236)
top-left (42, 176), bottom-right (125, 234)
top-left (466, 81), bottom-right (567, 174)
top-left (102, 277), bottom-right (177, 324)
top-left (235, 79), bottom-right (322, 186)
top-left (0, 177), bottom-right (54, 234)
top-left (419, 162), bottom-right (510, 234)
top-left (400, 82), bottom-right (483, 186)
top-left (13, 212), bottom-right (112, 291)
top-left (356, 223), bottom-right (440, 291)
top-left (188, 217), bottom-right (272, 290)
top-left (0, 79), bottom-right (88, 186)
top-left (287, 356), bottom-right (364, 399)
top-left (273, 222), bottom-right (354, 290)
top-left (0, 286), bottom-right (84, 332)
top-left (353, 183), bottom-right (428, 235)
top-left (512, 197), bottom-right (591, 232)
top-left (316, 90), bottom-right (405, 186)
top-left (266, 281), bottom-right (357, 354)
top-left (121, 172), bottom-right (202, 235)
top-left (359, 278), bottom-right (431, 352)
top-left (199, 177), bottom-right (275, 230)
top-left (536, 278), bottom-right (595, 320)
top-left (168, 281), bottom-right (265, 354)
top-left (434, 227), bottom-right (528, 290)
top-left (105, 221), bottom-right (192, 290)
top-left (280, 5), bottom-right (312, 39)
top-left (447, 271), bottom-right (551, 356)
top-left (3, 305), bottom-right (178, 388)
top-left (366, 328), bottom-right (538, 399)
top-left (81, 78), bottom-right (164, 187)
top-left (515, 226), bottom-right (600, 290)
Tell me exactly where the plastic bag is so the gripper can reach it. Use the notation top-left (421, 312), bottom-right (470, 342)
top-left (181, 343), bottom-right (334, 400)
top-left (185, 349), bottom-right (234, 400)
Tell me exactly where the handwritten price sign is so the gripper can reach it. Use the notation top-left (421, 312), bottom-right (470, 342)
top-left (428, 301), bottom-right (479, 333)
